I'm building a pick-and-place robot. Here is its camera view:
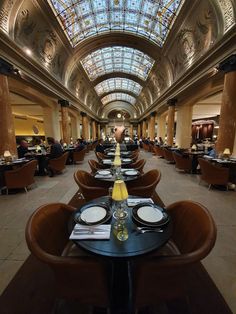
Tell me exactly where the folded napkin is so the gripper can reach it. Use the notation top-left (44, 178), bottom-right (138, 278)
top-left (127, 198), bottom-right (154, 207)
top-left (95, 174), bottom-right (113, 179)
top-left (121, 168), bottom-right (135, 172)
top-left (103, 160), bottom-right (112, 164)
top-left (69, 224), bottom-right (111, 240)
top-left (122, 158), bottom-right (132, 162)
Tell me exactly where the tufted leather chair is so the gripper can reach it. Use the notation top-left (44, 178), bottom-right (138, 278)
top-left (25, 202), bottom-right (110, 309)
top-left (132, 200), bottom-right (217, 310)
top-left (74, 170), bottom-right (111, 201)
top-left (4, 159), bottom-right (38, 194)
top-left (126, 169), bottom-right (161, 197)
top-left (48, 152), bottom-right (69, 176)
top-left (198, 158), bottom-right (229, 190)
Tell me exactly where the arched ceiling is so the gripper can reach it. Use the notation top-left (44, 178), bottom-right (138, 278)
top-left (47, 0), bottom-right (185, 118)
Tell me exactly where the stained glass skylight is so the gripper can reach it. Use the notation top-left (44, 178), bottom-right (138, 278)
top-left (95, 78), bottom-right (142, 96)
top-left (48, 0), bottom-right (184, 47)
top-left (101, 93), bottom-right (136, 105)
top-left (81, 46), bottom-right (154, 81)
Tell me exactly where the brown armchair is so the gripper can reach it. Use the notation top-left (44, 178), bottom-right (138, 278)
top-left (48, 152), bottom-right (69, 176)
top-left (153, 145), bottom-right (165, 158)
top-left (74, 169), bottom-right (111, 201)
top-left (123, 159), bottom-right (146, 173)
top-left (25, 203), bottom-right (109, 309)
top-left (72, 149), bottom-right (86, 164)
top-left (133, 200), bottom-right (217, 311)
top-left (4, 160), bottom-right (38, 194)
top-left (198, 158), bottom-right (229, 190)
top-left (88, 159), bottom-right (108, 174)
top-left (163, 148), bottom-right (175, 163)
top-left (173, 152), bottom-right (192, 173)
top-left (95, 152), bottom-right (106, 163)
top-left (126, 169), bottom-right (161, 197)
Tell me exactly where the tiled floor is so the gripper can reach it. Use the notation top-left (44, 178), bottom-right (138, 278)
top-left (0, 149), bottom-right (235, 312)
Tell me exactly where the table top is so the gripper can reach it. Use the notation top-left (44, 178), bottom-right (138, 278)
top-left (70, 196), bottom-right (172, 259)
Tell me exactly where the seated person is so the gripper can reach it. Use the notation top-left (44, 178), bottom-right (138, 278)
top-left (47, 137), bottom-right (64, 159)
top-left (95, 139), bottom-right (105, 153)
top-left (74, 138), bottom-right (85, 152)
top-left (208, 146), bottom-right (217, 158)
top-left (17, 140), bottom-right (29, 158)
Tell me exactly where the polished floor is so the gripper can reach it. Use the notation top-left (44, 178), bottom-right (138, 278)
top-left (0, 149), bottom-right (235, 313)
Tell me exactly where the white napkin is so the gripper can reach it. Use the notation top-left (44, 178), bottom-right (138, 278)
top-left (69, 224), bottom-right (111, 240)
top-left (121, 168), bottom-right (135, 172)
top-left (103, 160), bottom-right (112, 164)
top-left (127, 198), bottom-right (154, 207)
top-left (95, 174), bottom-right (113, 179)
top-left (122, 158), bottom-right (132, 162)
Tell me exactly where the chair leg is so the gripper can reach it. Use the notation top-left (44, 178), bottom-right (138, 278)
top-left (208, 184), bottom-right (211, 190)
top-left (24, 187), bottom-right (28, 193)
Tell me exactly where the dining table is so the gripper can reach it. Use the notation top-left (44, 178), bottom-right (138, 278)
top-left (68, 195), bottom-right (172, 313)
top-left (94, 168), bottom-right (140, 183)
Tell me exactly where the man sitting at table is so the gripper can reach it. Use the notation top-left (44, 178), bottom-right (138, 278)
top-left (17, 140), bottom-right (29, 158)
top-left (95, 139), bottom-right (105, 153)
top-left (46, 137), bottom-right (64, 176)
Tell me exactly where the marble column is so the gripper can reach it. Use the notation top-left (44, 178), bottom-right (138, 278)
top-left (175, 104), bottom-right (193, 148)
top-left (70, 115), bottom-right (79, 142)
top-left (43, 104), bottom-right (60, 141)
top-left (130, 124), bottom-right (133, 139)
top-left (142, 120), bottom-right (147, 138)
top-left (97, 123), bottom-right (101, 139)
top-left (92, 120), bottom-right (97, 140)
top-left (137, 123), bottom-right (141, 139)
top-left (157, 114), bottom-right (166, 141)
top-left (81, 112), bottom-right (89, 141)
top-left (0, 74), bottom-right (17, 155)
top-left (61, 103), bottom-right (70, 144)
top-left (217, 55), bottom-right (236, 154)
top-left (167, 98), bottom-right (177, 146)
top-left (149, 112), bottom-right (156, 141)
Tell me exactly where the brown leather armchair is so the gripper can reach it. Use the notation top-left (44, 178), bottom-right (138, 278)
top-left (95, 152), bottom-right (106, 163)
top-left (74, 169), bottom-right (111, 201)
top-left (198, 158), bottom-right (229, 190)
top-left (163, 148), bottom-right (175, 163)
top-left (122, 159), bottom-right (146, 173)
top-left (48, 152), bottom-right (69, 176)
top-left (25, 203), bottom-right (109, 309)
top-left (88, 159), bottom-right (108, 174)
top-left (72, 149), bottom-right (86, 164)
top-left (132, 200), bottom-right (217, 310)
top-left (4, 160), bottom-right (38, 194)
top-left (153, 145), bottom-right (165, 158)
top-left (126, 169), bottom-right (161, 197)
top-left (173, 152), bottom-right (192, 173)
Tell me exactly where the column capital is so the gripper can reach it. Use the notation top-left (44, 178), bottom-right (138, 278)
top-left (167, 98), bottom-right (178, 106)
top-left (58, 99), bottom-right (69, 107)
top-left (80, 111), bottom-right (87, 117)
top-left (150, 111), bottom-right (156, 117)
top-left (219, 54), bottom-right (236, 73)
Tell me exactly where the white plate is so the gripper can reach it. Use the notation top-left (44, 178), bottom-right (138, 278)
top-left (80, 206), bottom-right (107, 224)
top-left (122, 158), bottom-right (132, 162)
top-left (137, 206), bottom-right (164, 223)
top-left (125, 170), bottom-right (138, 176)
top-left (97, 170), bottom-right (111, 175)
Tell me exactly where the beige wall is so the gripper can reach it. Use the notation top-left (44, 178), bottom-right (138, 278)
top-left (13, 115), bottom-right (44, 136)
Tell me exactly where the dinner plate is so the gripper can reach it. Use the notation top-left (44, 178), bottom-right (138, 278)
top-left (132, 203), bottom-right (169, 227)
top-left (74, 203), bottom-right (112, 226)
top-left (97, 170), bottom-right (111, 176)
top-left (124, 170), bottom-right (138, 176)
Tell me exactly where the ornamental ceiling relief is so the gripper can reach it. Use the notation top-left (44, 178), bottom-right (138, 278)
top-left (217, 0), bottom-right (236, 32)
top-left (0, 0), bottom-right (14, 32)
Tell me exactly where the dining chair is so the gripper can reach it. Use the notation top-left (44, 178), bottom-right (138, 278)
top-left (125, 159), bottom-right (146, 174)
top-left (4, 159), bottom-right (38, 194)
top-left (25, 202), bottom-right (110, 311)
top-left (72, 148), bottom-right (86, 164)
top-left (172, 152), bottom-right (192, 173)
top-left (126, 169), bottom-right (161, 197)
top-left (153, 145), bottom-right (165, 158)
top-left (163, 148), bottom-right (175, 163)
top-left (198, 158), bottom-right (229, 190)
top-left (95, 152), bottom-right (106, 163)
top-left (74, 169), bottom-right (111, 201)
top-left (48, 152), bottom-right (69, 176)
top-left (132, 200), bottom-right (217, 311)
top-left (88, 159), bottom-right (108, 174)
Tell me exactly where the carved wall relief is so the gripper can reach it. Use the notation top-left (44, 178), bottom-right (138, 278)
top-left (0, 0), bottom-right (14, 32)
top-left (217, 0), bottom-right (235, 32)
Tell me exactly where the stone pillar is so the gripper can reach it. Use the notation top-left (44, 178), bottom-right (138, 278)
top-left (157, 114), bottom-right (166, 141)
top-left (105, 124), bottom-right (108, 137)
top-left (43, 104), bottom-right (60, 141)
top-left (0, 74), bottom-right (17, 155)
top-left (137, 123), bottom-right (141, 138)
top-left (70, 115), bottom-right (79, 142)
top-left (60, 101), bottom-right (70, 144)
top-left (92, 120), bottom-right (97, 140)
top-left (97, 123), bottom-right (101, 139)
top-left (130, 124), bottom-right (133, 139)
top-left (81, 112), bottom-right (89, 140)
top-left (217, 55), bottom-right (236, 154)
top-left (175, 104), bottom-right (193, 148)
top-left (142, 120), bottom-right (146, 138)
top-left (167, 98), bottom-right (177, 146)
top-left (149, 112), bottom-right (156, 141)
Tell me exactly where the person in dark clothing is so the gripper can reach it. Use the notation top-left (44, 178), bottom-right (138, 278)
top-left (47, 137), bottom-right (64, 159)
top-left (95, 139), bottom-right (105, 153)
top-left (17, 140), bottom-right (29, 158)
top-left (75, 138), bottom-right (86, 152)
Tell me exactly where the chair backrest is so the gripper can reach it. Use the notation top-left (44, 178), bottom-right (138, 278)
top-left (130, 159), bottom-right (146, 173)
top-left (25, 203), bottom-right (109, 306)
top-left (133, 200), bottom-right (217, 308)
top-left (173, 152), bottom-right (192, 171)
top-left (4, 159), bottom-right (38, 189)
top-left (163, 148), bottom-right (175, 162)
top-left (198, 158), bottom-right (229, 186)
top-left (49, 152), bottom-right (69, 172)
top-left (153, 145), bottom-right (164, 157)
top-left (127, 169), bottom-right (161, 197)
top-left (74, 169), bottom-right (109, 201)
top-left (73, 149), bottom-right (86, 163)
top-left (88, 159), bottom-right (105, 173)
top-left (95, 152), bottom-right (105, 162)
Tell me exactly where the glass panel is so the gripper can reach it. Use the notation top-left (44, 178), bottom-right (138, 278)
top-left (81, 46), bottom-right (154, 81)
top-left (101, 93), bottom-right (136, 105)
top-left (95, 78), bottom-right (142, 96)
top-left (48, 0), bottom-right (184, 47)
